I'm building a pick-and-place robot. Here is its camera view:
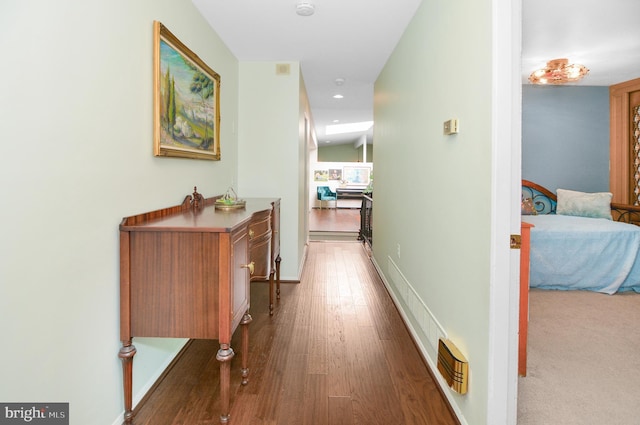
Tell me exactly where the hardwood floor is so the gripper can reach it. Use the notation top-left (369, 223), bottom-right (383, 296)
top-left (131, 242), bottom-right (458, 425)
top-left (309, 207), bottom-right (361, 233)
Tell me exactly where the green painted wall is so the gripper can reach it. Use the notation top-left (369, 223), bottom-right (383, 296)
top-left (374, 1), bottom-right (494, 423)
top-left (0, 1), bottom-right (239, 423)
top-left (318, 143), bottom-right (373, 162)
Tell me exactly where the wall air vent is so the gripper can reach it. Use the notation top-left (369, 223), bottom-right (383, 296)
top-left (437, 338), bottom-right (468, 394)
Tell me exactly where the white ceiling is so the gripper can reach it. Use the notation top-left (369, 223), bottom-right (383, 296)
top-left (193, 0), bottom-right (640, 147)
top-left (522, 0), bottom-right (640, 87)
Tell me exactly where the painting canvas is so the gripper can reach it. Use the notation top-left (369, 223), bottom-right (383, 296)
top-left (314, 170), bottom-right (329, 181)
top-left (153, 21), bottom-right (221, 160)
top-left (328, 169), bottom-right (342, 180)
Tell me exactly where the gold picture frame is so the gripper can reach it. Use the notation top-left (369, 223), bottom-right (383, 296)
top-left (153, 21), bottom-right (221, 160)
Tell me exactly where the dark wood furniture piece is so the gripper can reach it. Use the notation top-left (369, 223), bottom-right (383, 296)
top-left (609, 77), bottom-right (640, 204)
top-left (359, 194), bottom-right (373, 247)
top-left (271, 200), bottom-right (281, 308)
top-left (336, 186), bottom-right (365, 208)
top-left (118, 189), bottom-right (280, 424)
top-left (522, 178), bottom-right (640, 221)
top-left (248, 199), bottom-right (281, 313)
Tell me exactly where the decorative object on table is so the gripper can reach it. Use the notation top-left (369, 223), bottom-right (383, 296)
top-left (190, 186), bottom-right (204, 209)
top-left (153, 21), bottom-right (221, 160)
top-left (215, 187), bottom-right (246, 210)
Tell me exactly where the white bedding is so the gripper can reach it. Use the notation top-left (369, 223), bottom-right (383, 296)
top-left (524, 214), bottom-right (640, 294)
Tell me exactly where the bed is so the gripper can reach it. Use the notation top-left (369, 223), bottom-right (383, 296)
top-left (522, 180), bottom-right (640, 295)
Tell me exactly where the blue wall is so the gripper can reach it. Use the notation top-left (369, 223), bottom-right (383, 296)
top-left (522, 85), bottom-right (610, 193)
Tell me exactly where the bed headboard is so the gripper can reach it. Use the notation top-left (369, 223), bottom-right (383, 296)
top-left (522, 179), bottom-right (556, 215)
top-left (522, 179), bottom-right (640, 225)
top-left (611, 203), bottom-right (640, 225)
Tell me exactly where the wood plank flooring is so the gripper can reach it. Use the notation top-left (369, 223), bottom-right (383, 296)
top-left (309, 207), bottom-right (361, 232)
top-left (131, 241), bottom-right (458, 425)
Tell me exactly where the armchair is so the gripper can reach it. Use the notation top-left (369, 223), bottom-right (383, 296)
top-left (316, 186), bottom-right (337, 209)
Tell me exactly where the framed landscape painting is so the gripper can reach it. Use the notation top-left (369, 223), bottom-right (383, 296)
top-left (153, 21), bottom-right (221, 160)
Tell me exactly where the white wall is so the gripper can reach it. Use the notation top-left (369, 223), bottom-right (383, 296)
top-left (0, 1), bottom-right (239, 423)
top-left (373, 0), bottom-right (517, 423)
top-left (237, 61), bottom-right (307, 280)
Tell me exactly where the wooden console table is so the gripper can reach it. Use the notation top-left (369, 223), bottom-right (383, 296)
top-left (248, 199), bottom-right (281, 314)
top-left (118, 189), bottom-right (280, 424)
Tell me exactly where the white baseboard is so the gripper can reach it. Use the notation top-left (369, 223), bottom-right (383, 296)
top-left (370, 256), bottom-right (469, 425)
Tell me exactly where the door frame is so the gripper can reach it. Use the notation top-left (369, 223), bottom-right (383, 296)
top-left (487, 0), bottom-right (521, 423)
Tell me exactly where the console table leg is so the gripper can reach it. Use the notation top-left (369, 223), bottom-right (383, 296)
top-left (216, 344), bottom-right (234, 424)
top-left (118, 341), bottom-right (137, 425)
top-left (268, 271), bottom-right (275, 315)
top-left (240, 312), bottom-right (253, 385)
top-left (275, 255), bottom-right (282, 299)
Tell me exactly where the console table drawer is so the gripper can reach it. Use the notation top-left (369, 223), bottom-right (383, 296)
top-left (249, 210), bottom-right (271, 240)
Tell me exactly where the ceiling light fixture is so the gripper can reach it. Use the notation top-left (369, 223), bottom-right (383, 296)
top-left (296, 1), bottom-right (315, 16)
top-left (333, 94), bottom-right (344, 99)
top-left (529, 58), bottom-right (589, 85)
top-left (335, 78), bottom-right (345, 86)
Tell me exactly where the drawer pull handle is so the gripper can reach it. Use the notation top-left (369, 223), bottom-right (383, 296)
top-left (241, 261), bottom-right (255, 275)
top-left (249, 229), bottom-right (255, 239)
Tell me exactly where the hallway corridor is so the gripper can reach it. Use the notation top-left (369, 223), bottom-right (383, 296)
top-left (132, 242), bottom-right (457, 425)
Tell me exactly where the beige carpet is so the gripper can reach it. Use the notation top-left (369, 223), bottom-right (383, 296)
top-left (518, 288), bottom-right (640, 424)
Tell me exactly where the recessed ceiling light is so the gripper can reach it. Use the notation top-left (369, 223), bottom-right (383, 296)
top-left (335, 78), bottom-right (345, 86)
top-left (333, 94), bottom-right (344, 99)
top-left (333, 119), bottom-right (340, 123)
top-left (296, 1), bottom-right (315, 16)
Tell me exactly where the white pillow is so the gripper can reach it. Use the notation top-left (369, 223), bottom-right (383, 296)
top-left (556, 188), bottom-right (612, 220)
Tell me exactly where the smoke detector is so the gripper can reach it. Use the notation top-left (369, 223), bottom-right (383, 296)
top-left (296, 1), bottom-right (315, 16)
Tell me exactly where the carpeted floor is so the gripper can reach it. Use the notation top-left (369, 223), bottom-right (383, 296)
top-left (518, 288), bottom-right (640, 424)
